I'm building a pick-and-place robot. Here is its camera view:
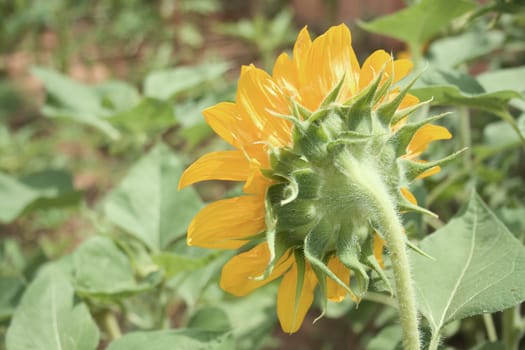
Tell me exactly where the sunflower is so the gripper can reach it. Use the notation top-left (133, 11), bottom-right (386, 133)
top-left (179, 24), bottom-right (452, 333)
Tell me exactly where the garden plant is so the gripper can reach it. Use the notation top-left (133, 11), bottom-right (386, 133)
top-left (1, 0), bottom-right (525, 349)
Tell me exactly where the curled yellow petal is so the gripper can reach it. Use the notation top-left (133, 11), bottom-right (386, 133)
top-left (406, 124), bottom-right (452, 157)
top-left (220, 244), bottom-right (293, 296)
top-left (277, 263), bottom-right (317, 333)
top-left (187, 195), bottom-right (265, 249)
top-left (373, 234), bottom-right (385, 269)
top-left (359, 49), bottom-right (391, 90)
top-left (178, 150), bottom-right (250, 190)
top-left (400, 187), bottom-right (418, 205)
top-left (416, 165), bottom-right (441, 179)
top-left (326, 256), bottom-right (351, 302)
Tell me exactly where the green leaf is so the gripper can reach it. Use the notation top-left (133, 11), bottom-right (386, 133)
top-left (6, 264), bottom-right (100, 350)
top-left (106, 329), bottom-right (233, 350)
top-left (104, 142), bottom-right (203, 251)
top-left (427, 29), bottom-right (504, 69)
top-left (359, 0), bottom-right (475, 48)
top-left (411, 193), bottom-right (525, 334)
top-left (411, 68), bottom-right (525, 143)
top-left (0, 170), bottom-right (81, 223)
top-left (152, 251), bottom-right (218, 278)
top-left (188, 306), bottom-right (232, 333)
top-left (107, 98), bottom-right (176, 134)
top-left (367, 325), bottom-right (403, 350)
top-left (32, 66), bottom-right (142, 139)
top-left (478, 66), bottom-right (525, 111)
top-left (73, 236), bottom-right (162, 297)
top-left (470, 342), bottom-right (506, 350)
top-left (144, 62), bottom-right (230, 100)
top-left (0, 276), bottom-right (24, 321)
top-left (483, 115), bottom-right (525, 147)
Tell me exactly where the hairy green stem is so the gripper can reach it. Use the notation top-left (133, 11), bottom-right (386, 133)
top-left (428, 332), bottom-right (441, 350)
top-left (373, 192), bottom-right (421, 350)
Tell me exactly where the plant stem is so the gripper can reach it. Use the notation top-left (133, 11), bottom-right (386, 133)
top-left (428, 332), bottom-right (441, 350)
top-left (458, 107), bottom-right (473, 176)
top-left (374, 194), bottom-right (421, 350)
top-left (502, 306), bottom-right (521, 350)
top-left (102, 311), bottom-right (122, 340)
top-left (483, 313), bottom-right (497, 342)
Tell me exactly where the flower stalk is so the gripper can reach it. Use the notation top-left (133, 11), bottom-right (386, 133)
top-left (375, 195), bottom-right (421, 350)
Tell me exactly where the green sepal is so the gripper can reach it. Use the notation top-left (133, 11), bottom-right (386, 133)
top-left (376, 71), bottom-right (422, 126)
top-left (319, 73), bottom-right (346, 109)
top-left (290, 249), bottom-right (307, 333)
top-left (336, 228), bottom-right (369, 300)
top-left (405, 239), bottom-right (435, 261)
top-left (292, 122), bottom-right (329, 160)
top-left (345, 69), bottom-right (384, 111)
top-left (343, 71), bottom-right (384, 134)
top-left (304, 218), bottom-right (357, 302)
top-left (389, 98), bottom-right (432, 127)
top-left (267, 183), bottom-right (317, 229)
top-left (268, 147), bottom-right (308, 179)
top-left (291, 168), bottom-right (321, 200)
top-left (388, 113), bottom-right (449, 157)
top-left (290, 98), bottom-right (312, 121)
top-left (399, 148), bottom-right (467, 181)
top-left (396, 191), bottom-right (438, 218)
top-left (310, 265), bottom-right (328, 323)
top-left (360, 234), bottom-right (393, 295)
top-left (372, 75), bottom-right (393, 106)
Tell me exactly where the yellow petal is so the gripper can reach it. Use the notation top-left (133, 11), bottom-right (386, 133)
top-left (203, 102), bottom-right (258, 149)
top-left (298, 24), bottom-right (360, 110)
top-left (399, 93), bottom-right (420, 110)
top-left (406, 124), bottom-right (452, 157)
top-left (326, 256), bottom-right (351, 302)
top-left (273, 52), bottom-right (299, 99)
top-left (392, 59), bottom-right (413, 83)
top-left (400, 187), bottom-right (418, 205)
top-left (359, 49), bottom-right (391, 91)
top-left (292, 26), bottom-right (312, 72)
top-left (277, 263), bottom-right (317, 333)
top-left (416, 165), bottom-right (441, 179)
top-left (178, 150), bottom-right (250, 190)
top-left (373, 234), bottom-right (385, 269)
top-left (220, 244), bottom-right (293, 296)
top-left (236, 65), bottom-right (292, 147)
top-left (187, 195), bottom-right (265, 249)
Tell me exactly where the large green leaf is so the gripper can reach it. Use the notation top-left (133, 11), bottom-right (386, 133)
top-left (104, 143), bottom-right (202, 251)
top-left (106, 329), bottom-right (233, 350)
top-left (427, 30), bottom-right (504, 68)
top-left (107, 98), bottom-right (176, 135)
top-left (478, 66), bottom-right (525, 111)
top-left (6, 264), bottom-right (99, 350)
top-left (411, 68), bottom-right (525, 142)
top-left (359, 0), bottom-right (475, 48)
top-left (0, 169), bottom-right (81, 223)
top-left (32, 66), bottom-right (141, 139)
top-left (73, 236), bottom-right (162, 297)
top-left (411, 194), bottom-right (525, 335)
top-left (144, 62), bottom-right (230, 100)
top-left (152, 251), bottom-right (218, 278)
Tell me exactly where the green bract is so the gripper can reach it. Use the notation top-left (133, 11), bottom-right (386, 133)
top-left (263, 73), bottom-right (461, 300)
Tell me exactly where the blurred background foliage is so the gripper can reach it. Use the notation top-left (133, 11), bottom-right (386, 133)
top-left (1, 0), bottom-right (525, 349)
